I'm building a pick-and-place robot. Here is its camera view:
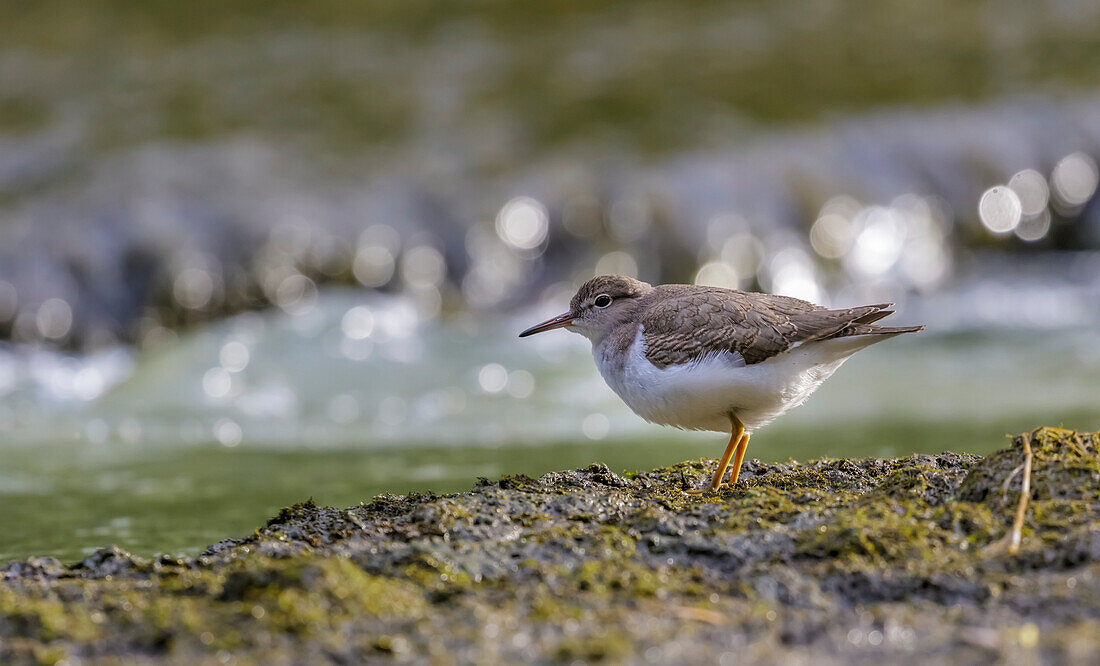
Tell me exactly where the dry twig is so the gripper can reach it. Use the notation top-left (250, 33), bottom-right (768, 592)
top-left (1007, 432), bottom-right (1033, 555)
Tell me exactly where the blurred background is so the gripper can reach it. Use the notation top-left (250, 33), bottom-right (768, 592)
top-left (2, 1), bottom-right (1099, 562)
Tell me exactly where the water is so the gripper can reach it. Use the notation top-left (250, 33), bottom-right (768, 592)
top-left (2, 286), bottom-right (1098, 563)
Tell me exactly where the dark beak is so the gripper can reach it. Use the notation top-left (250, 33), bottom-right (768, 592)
top-left (518, 311), bottom-right (575, 337)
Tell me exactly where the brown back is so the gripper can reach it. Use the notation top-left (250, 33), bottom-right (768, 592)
top-left (639, 284), bottom-right (918, 367)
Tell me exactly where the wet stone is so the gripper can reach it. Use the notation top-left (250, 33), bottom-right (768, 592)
top-left (0, 557), bottom-right (65, 581)
top-left (0, 427), bottom-right (1097, 664)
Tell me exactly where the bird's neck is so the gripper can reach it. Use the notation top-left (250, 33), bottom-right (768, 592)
top-left (593, 320), bottom-right (641, 372)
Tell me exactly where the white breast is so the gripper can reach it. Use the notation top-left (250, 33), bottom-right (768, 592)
top-left (593, 326), bottom-right (884, 433)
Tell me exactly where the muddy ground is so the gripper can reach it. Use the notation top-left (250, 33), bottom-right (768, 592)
top-left (2, 427), bottom-right (1098, 664)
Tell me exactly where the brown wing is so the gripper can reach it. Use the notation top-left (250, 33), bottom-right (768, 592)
top-left (640, 285), bottom-right (901, 367)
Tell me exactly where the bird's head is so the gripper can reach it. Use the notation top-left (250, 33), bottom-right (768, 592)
top-left (519, 275), bottom-right (653, 342)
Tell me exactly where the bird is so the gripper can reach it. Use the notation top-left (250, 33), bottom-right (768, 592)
top-left (519, 275), bottom-right (923, 493)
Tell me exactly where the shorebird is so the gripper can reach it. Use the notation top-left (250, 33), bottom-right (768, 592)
top-left (519, 275), bottom-right (923, 492)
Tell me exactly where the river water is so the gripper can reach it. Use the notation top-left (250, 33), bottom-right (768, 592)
top-left (3, 271), bottom-right (1099, 562)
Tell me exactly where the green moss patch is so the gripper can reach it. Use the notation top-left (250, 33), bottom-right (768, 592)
top-left (2, 427), bottom-right (1098, 663)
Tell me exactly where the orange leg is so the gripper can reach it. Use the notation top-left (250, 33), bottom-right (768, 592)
top-left (727, 432), bottom-right (751, 486)
top-left (686, 415), bottom-right (746, 493)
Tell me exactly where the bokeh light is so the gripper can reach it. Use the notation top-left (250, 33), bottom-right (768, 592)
top-left (477, 363), bottom-right (509, 394)
top-left (378, 396), bottom-right (408, 426)
top-left (810, 213), bottom-right (855, 259)
top-left (594, 251), bottom-right (639, 278)
top-left (581, 413), bottom-right (610, 440)
top-left (274, 274), bottom-right (317, 315)
top-left (848, 207), bottom-right (905, 276)
top-left (219, 341), bottom-right (251, 373)
top-left (341, 306), bottom-right (375, 340)
top-left (401, 245), bottom-right (447, 289)
top-left (768, 247), bottom-right (822, 304)
top-left (326, 394), bottom-right (361, 425)
top-left (978, 186), bottom-right (1022, 234)
top-left (496, 197), bottom-right (549, 251)
top-left (173, 268), bottom-right (215, 310)
top-left (1008, 169), bottom-right (1050, 217)
top-left (353, 227), bottom-right (400, 288)
top-left (607, 198), bottom-right (651, 243)
top-left (1015, 210), bottom-right (1052, 243)
top-left (720, 233), bottom-right (766, 280)
top-left (214, 418), bottom-right (243, 447)
top-left (506, 370), bottom-right (536, 399)
top-left (694, 262), bottom-right (739, 289)
top-left (203, 367), bottom-right (233, 399)
top-left (1050, 152), bottom-right (1099, 209)
top-left (35, 298), bottom-right (73, 341)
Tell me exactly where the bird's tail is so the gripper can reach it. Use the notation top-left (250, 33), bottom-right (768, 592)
top-left (867, 324), bottom-right (925, 335)
top-left (836, 307), bottom-right (924, 338)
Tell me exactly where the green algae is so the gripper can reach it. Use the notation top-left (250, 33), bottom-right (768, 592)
top-left (1, 427), bottom-right (1098, 664)
top-left (960, 427), bottom-right (1100, 504)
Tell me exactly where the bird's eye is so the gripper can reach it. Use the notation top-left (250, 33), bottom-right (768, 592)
top-left (593, 294), bottom-right (612, 308)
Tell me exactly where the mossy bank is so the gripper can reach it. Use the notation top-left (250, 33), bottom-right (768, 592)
top-left (2, 427), bottom-right (1098, 664)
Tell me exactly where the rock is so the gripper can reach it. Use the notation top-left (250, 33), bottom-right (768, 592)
top-left (1, 427), bottom-right (1098, 664)
top-left (0, 557), bottom-right (64, 581)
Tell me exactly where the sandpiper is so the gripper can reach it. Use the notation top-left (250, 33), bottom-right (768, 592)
top-left (519, 275), bottom-right (923, 492)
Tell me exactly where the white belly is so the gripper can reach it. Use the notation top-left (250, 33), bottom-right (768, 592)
top-left (593, 327), bottom-right (883, 433)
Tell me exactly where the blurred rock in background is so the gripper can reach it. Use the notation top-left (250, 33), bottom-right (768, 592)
top-left (1, 0), bottom-right (1098, 349)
